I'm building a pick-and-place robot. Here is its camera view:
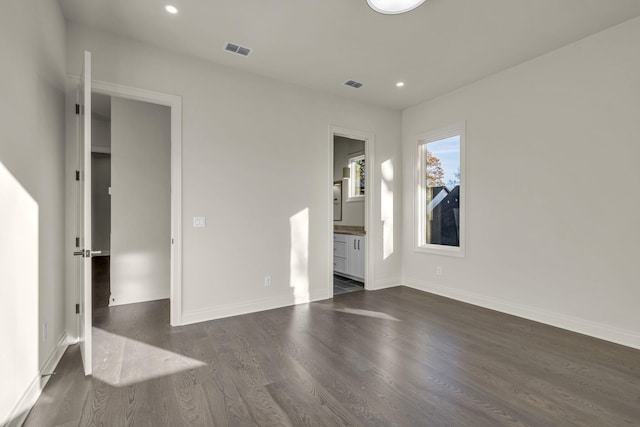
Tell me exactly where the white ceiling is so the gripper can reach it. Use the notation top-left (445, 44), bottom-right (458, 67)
top-left (59, 0), bottom-right (640, 110)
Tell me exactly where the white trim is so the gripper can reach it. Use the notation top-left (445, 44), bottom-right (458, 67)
top-left (181, 289), bottom-right (329, 325)
top-left (403, 278), bottom-right (640, 350)
top-left (328, 126), bottom-right (375, 293)
top-left (91, 145), bottom-right (111, 154)
top-left (109, 290), bottom-right (170, 307)
top-left (370, 277), bottom-right (402, 291)
top-left (68, 74), bottom-right (184, 326)
top-left (4, 333), bottom-right (71, 427)
top-left (414, 121), bottom-right (466, 258)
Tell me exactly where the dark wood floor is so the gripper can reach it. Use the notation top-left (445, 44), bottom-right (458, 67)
top-left (25, 287), bottom-right (640, 426)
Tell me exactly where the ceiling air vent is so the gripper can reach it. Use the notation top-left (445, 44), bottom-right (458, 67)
top-left (224, 42), bottom-right (252, 57)
top-left (344, 80), bottom-right (364, 89)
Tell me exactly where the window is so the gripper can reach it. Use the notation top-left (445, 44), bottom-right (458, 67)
top-left (347, 154), bottom-right (365, 200)
top-left (415, 123), bottom-right (465, 256)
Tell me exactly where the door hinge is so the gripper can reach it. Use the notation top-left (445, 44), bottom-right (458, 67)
top-left (75, 237), bottom-right (80, 247)
top-left (75, 303), bottom-right (80, 314)
top-left (75, 170), bottom-right (80, 181)
top-left (75, 104), bottom-right (80, 115)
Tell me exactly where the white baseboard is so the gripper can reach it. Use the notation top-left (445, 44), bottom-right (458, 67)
top-left (109, 289), bottom-right (169, 306)
top-left (4, 333), bottom-right (70, 427)
top-left (403, 278), bottom-right (640, 350)
top-left (181, 289), bottom-right (329, 326)
top-left (370, 277), bottom-right (401, 291)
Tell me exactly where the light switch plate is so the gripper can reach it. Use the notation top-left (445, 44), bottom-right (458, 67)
top-left (193, 216), bottom-right (206, 228)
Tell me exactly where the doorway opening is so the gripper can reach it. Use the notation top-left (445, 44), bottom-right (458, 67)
top-left (89, 92), bottom-right (172, 321)
top-left (87, 88), bottom-right (177, 381)
top-left (72, 53), bottom-right (182, 377)
top-left (88, 80), bottom-right (183, 328)
top-left (329, 127), bottom-right (374, 297)
top-left (90, 93), bottom-right (111, 314)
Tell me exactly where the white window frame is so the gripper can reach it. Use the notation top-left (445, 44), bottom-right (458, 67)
top-left (414, 122), bottom-right (466, 257)
top-left (346, 153), bottom-right (365, 202)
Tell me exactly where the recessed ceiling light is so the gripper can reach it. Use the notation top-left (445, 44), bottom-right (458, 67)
top-left (396, 81), bottom-right (405, 88)
top-left (165, 5), bottom-right (178, 14)
top-left (367, 0), bottom-right (426, 14)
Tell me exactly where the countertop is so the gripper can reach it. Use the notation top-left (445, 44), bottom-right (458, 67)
top-left (334, 226), bottom-right (366, 236)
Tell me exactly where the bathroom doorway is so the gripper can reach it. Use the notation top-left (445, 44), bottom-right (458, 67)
top-left (328, 127), bottom-right (374, 296)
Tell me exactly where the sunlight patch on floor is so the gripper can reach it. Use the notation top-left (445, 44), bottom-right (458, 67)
top-left (92, 328), bottom-right (205, 387)
top-left (319, 304), bottom-right (400, 321)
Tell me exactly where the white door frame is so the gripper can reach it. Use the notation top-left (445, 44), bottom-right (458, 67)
top-left (86, 78), bottom-right (183, 326)
top-left (328, 126), bottom-right (374, 294)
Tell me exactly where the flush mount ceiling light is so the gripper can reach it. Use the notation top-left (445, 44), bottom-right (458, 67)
top-left (165, 5), bottom-right (178, 14)
top-left (367, 0), bottom-right (426, 14)
top-left (396, 81), bottom-right (405, 87)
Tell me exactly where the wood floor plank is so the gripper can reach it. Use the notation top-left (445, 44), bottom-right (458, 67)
top-left (21, 345), bottom-right (91, 427)
top-left (23, 287), bottom-right (640, 426)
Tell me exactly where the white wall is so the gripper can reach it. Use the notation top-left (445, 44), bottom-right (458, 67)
top-left (110, 98), bottom-right (171, 305)
top-left (91, 153), bottom-right (111, 253)
top-left (333, 136), bottom-right (365, 227)
top-left (402, 16), bottom-right (640, 349)
top-left (0, 0), bottom-right (67, 424)
top-left (92, 117), bottom-right (111, 150)
top-left (65, 23), bottom-right (403, 323)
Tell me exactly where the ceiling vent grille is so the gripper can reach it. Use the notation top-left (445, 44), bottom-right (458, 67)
top-left (224, 42), bottom-right (252, 57)
top-left (344, 80), bottom-right (364, 89)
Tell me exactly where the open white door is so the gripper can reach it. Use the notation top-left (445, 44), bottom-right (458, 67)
top-left (75, 50), bottom-right (92, 375)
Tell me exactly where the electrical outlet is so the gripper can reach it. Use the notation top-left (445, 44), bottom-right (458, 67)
top-left (436, 266), bottom-right (443, 275)
top-left (42, 322), bottom-right (47, 342)
top-left (264, 275), bottom-right (272, 287)
top-left (193, 216), bottom-right (206, 228)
